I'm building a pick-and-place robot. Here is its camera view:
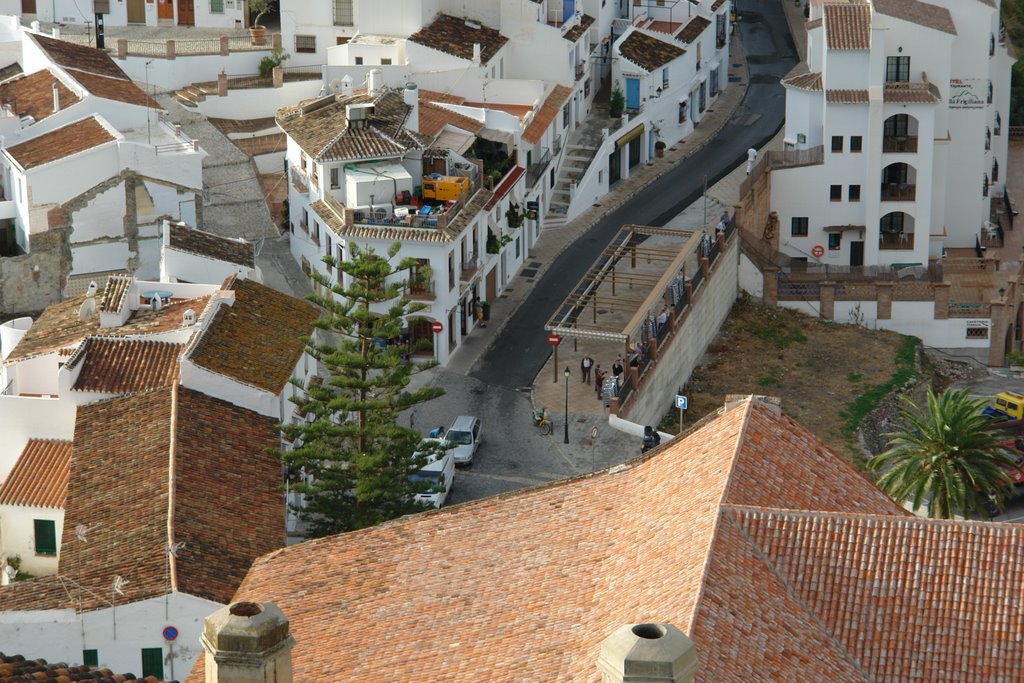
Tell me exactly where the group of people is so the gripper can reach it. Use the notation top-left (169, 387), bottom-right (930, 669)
top-left (580, 350), bottom-right (640, 401)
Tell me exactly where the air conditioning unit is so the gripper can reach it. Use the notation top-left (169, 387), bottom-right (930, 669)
top-left (346, 103), bottom-right (375, 121)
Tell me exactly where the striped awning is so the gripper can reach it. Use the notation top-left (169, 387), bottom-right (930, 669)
top-left (616, 123), bottom-right (646, 148)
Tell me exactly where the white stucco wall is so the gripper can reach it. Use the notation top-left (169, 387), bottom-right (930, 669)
top-left (0, 505), bottom-right (63, 576)
top-left (0, 396), bottom-right (76, 482)
top-left (196, 79), bottom-right (324, 119)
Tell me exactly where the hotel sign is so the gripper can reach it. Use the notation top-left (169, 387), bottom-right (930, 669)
top-left (949, 79), bottom-right (985, 109)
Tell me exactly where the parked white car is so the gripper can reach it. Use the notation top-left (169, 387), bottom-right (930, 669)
top-left (410, 438), bottom-right (455, 508)
top-left (446, 416), bottom-right (482, 465)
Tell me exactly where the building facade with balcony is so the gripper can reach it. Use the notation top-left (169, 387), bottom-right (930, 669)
top-left (279, 81), bottom-right (527, 366)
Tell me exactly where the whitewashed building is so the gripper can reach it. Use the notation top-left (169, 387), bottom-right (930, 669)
top-left (35, 0), bottom-right (247, 30)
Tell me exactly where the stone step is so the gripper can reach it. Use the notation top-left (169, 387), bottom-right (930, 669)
top-left (544, 216), bottom-right (568, 227)
top-left (175, 92), bottom-right (201, 108)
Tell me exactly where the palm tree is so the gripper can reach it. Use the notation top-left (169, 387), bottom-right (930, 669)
top-left (868, 388), bottom-right (1019, 519)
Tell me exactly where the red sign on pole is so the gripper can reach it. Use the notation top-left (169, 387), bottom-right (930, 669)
top-left (547, 334), bottom-right (561, 346)
top-left (431, 321), bottom-right (443, 333)
top-left (811, 244), bottom-right (825, 258)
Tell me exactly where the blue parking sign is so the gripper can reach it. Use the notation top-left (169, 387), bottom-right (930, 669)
top-left (675, 395), bottom-right (687, 410)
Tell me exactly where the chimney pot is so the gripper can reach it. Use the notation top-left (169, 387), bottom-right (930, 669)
top-left (597, 623), bottom-right (697, 683)
top-left (202, 601), bottom-right (294, 683)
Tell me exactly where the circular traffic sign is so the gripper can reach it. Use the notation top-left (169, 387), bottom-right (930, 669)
top-left (811, 245), bottom-right (825, 258)
top-left (547, 334), bottom-right (561, 346)
top-left (163, 625), bottom-right (179, 641)
top-left (431, 321), bottom-right (443, 333)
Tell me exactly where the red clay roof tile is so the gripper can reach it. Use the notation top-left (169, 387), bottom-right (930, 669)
top-left (0, 439), bottom-right (72, 508)
top-left (5, 116), bottom-right (115, 170)
top-left (408, 14), bottom-right (508, 64)
top-left (522, 85), bottom-right (573, 145)
top-left (619, 30), bottom-right (685, 71)
top-left (68, 337), bottom-right (181, 393)
top-left (0, 69), bottom-right (80, 122)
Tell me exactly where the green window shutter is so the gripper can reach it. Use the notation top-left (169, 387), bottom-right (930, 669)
top-left (141, 648), bottom-right (164, 679)
top-left (33, 519), bottom-right (56, 555)
top-left (83, 649), bottom-right (98, 667)
top-left (210, 0), bottom-right (223, 11)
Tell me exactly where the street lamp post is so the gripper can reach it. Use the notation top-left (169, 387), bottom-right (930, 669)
top-left (563, 366), bottom-right (570, 444)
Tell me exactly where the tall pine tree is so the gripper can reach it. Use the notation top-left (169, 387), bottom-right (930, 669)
top-left (282, 241), bottom-right (444, 537)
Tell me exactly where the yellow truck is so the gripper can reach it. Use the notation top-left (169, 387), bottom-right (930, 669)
top-left (421, 175), bottom-right (469, 202)
top-left (983, 391), bottom-right (1024, 420)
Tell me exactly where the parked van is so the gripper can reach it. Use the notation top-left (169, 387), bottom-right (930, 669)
top-left (410, 438), bottom-right (455, 508)
top-left (446, 416), bottom-right (482, 465)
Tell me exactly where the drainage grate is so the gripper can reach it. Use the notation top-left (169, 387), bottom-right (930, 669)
top-left (529, 261), bottom-right (542, 268)
top-left (520, 269), bottom-right (538, 278)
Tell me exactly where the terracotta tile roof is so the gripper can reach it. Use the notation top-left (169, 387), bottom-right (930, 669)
top-left (563, 13), bottom-right (595, 42)
top-left (67, 337), bottom-right (181, 393)
top-left (311, 199), bottom-right (446, 243)
top-left (731, 507), bottom-right (1024, 682)
top-left (4, 292), bottom-right (212, 363)
top-left (191, 399), bottom-right (910, 683)
top-left (620, 31), bottom-right (685, 71)
top-left (168, 223), bottom-right (255, 267)
top-left (188, 278), bottom-right (318, 394)
top-left (28, 33), bottom-right (130, 80)
top-left (873, 0), bottom-right (956, 35)
top-left (826, 88), bottom-right (869, 103)
top-left (711, 0), bottom-right (728, 10)
top-left (883, 79), bottom-right (942, 103)
top-left (677, 15), bottom-right (711, 44)
top-left (0, 439), bottom-right (72, 508)
top-left (0, 385), bottom-right (282, 612)
top-left (65, 68), bottom-right (160, 109)
top-left (522, 85), bottom-right (573, 144)
top-left (98, 272), bottom-right (132, 313)
top-left (807, 17), bottom-right (823, 28)
top-left (408, 14), bottom-right (508, 64)
top-left (484, 166), bottom-right (525, 211)
top-left (0, 62), bottom-right (23, 82)
top-left (0, 69), bottom-right (80, 122)
top-left (419, 90), bottom-right (483, 138)
top-left (824, 3), bottom-right (871, 50)
top-left (782, 70), bottom-right (823, 91)
top-left (276, 89), bottom-right (425, 162)
top-left (5, 115), bottom-right (114, 170)
top-left (0, 652), bottom-right (172, 682)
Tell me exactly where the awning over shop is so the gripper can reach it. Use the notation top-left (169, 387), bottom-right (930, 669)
top-left (824, 224), bottom-right (865, 232)
top-left (616, 123), bottom-right (646, 148)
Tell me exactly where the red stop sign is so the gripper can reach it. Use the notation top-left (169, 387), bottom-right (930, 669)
top-left (431, 321), bottom-right (443, 333)
top-left (547, 334), bottom-right (561, 346)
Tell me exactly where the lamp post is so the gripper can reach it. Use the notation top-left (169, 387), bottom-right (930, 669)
top-left (563, 366), bottom-right (570, 444)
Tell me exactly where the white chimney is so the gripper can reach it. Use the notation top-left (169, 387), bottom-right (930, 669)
top-left (403, 82), bottom-right (419, 134)
top-left (472, 43), bottom-right (482, 66)
top-left (202, 601), bottom-right (294, 683)
top-left (52, 80), bottom-right (59, 113)
top-left (368, 68), bottom-right (383, 95)
top-left (597, 623), bottom-right (697, 683)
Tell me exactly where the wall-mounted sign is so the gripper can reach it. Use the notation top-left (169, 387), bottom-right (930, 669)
top-left (797, 133), bottom-right (806, 144)
top-left (949, 79), bottom-right (985, 109)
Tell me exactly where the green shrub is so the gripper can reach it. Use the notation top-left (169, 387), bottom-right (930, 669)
top-left (259, 48), bottom-right (289, 78)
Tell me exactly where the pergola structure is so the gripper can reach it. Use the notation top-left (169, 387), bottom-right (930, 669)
top-left (545, 224), bottom-right (703, 349)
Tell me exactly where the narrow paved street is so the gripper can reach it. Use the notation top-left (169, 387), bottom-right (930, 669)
top-left (471, 4), bottom-right (798, 389)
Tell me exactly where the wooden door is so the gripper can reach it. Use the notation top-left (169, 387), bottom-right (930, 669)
top-left (177, 0), bottom-right (195, 26)
top-left (158, 0), bottom-right (174, 20)
top-left (127, 0), bottom-right (145, 23)
top-left (21, 0), bottom-right (36, 12)
top-left (486, 267), bottom-right (496, 301)
top-left (849, 241), bottom-right (864, 267)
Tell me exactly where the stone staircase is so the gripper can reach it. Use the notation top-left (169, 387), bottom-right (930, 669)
top-left (175, 82), bottom-right (215, 108)
top-left (548, 143), bottom-right (599, 222)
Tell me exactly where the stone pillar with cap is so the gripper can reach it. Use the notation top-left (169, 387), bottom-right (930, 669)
top-left (202, 601), bottom-right (294, 683)
top-left (597, 623), bottom-right (697, 683)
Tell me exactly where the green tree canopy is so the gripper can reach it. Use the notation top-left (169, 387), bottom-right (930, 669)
top-left (281, 242), bottom-right (444, 537)
top-left (868, 388), bottom-right (1019, 519)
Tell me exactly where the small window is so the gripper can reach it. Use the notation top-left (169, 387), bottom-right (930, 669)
top-left (295, 35), bottom-right (317, 54)
top-left (791, 217), bottom-right (808, 236)
top-left (849, 185), bottom-right (861, 201)
top-left (828, 233), bottom-right (841, 250)
top-left (330, 167), bottom-right (339, 189)
top-left (831, 135), bottom-right (843, 153)
top-left (850, 136), bottom-right (862, 152)
top-left (678, 100), bottom-right (688, 123)
top-left (34, 519), bottom-right (56, 556)
top-left (83, 650), bottom-right (98, 667)
top-left (381, 58), bottom-right (392, 65)
top-left (967, 325), bottom-right (989, 339)
top-left (354, 56), bottom-right (364, 65)
top-left (562, 104), bottom-right (570, 128)
top-left (885, 56), bottom-right (910, 83)
top-left (829, 185), bottom-right (842, 202)
top-left (210, 0), bottom-right (223, 12)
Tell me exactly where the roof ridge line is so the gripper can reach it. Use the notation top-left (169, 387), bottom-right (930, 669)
top-left (722, 503), bottom-right (1024, 530)
top-left (166, 382), bottom-right (180, 593)
top-left (686, 399), bottom-right (754, 635)
top-left (720, 508), bottom-right (874, 681)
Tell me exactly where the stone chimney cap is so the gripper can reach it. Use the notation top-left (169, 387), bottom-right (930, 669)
top-left (597, 623), bottom-right (697, 683)
top-left (203, 601), bottom-right (292, 654)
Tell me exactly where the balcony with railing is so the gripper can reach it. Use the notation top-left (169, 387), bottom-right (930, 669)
top-left (882, 135), bottom-right (918, 153)
top-left (880, 183), bottom-right (916, 201)
top-left (460, 258), bottom-right (481, 283)
top-left (879, 232), bottom-right (915, 250)
top-left (405, 280), bottom-right (436, 301)
top-left (526, 148), bottom-right (552, 189)
top-left (575, 60), bottom-right (586, 82)
top-left (290, 168), bottom-right (310, 195)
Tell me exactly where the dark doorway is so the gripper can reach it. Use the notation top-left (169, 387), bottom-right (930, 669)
top-left (177, 0), bottom-right (195, 26)
top-left (608, 149), bottom-right (621, 184)
top-left (21, 0), bottom-right (36, 12)
top-left (849, 241), bottom-right (864, 267)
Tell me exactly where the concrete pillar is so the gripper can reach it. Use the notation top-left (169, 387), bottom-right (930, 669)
top-left (218, 70), bottom-right (228, 97)
top-left (272, 33), bottom-right (283, 49)
top-left (166, 39), bottom-right (176, 60)
top-left (648, 338), bottom-right (658, 362)
top-left (820, 281), bottom-right (835, 320)
top-left (273, 66), bottom-right (284, 88)
top-left (684, 280), bottom-right (693, 307)
top-left (763, 266), bottom-right (778, 305)
top-left (202, 601), bottom-right (294, 683)
top-left (876, 281), bottom-right (893, 320)
top-left (116, 39), bottom-right (127, 60)
top-left (609, 396), bottom-right (620, 415)
top-left (933, 282), bottom-right (950, 320)
top-left (220, 36), bottom-right (230, 56)
top-left (699, 256), bottom-right (709, 280)
top-left (597, 623), bottom-right (697, 683)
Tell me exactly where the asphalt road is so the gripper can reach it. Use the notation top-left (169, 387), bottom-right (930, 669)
top-left (471, 5), bottom-right (798, 389)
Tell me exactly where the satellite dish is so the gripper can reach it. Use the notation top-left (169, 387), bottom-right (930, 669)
top-left (329, 78), bottom-right (343, 93)
top-left (3, 565), bottom-right (17, 580)
top-left (75, 523), bottom-right (90, 543)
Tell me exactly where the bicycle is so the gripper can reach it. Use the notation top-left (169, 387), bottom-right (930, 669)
top-left (533, 408), bottom-right (553, 436)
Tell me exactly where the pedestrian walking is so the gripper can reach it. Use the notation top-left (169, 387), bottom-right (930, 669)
top-left (746, 147), bottom-right (757, 175)
top-left (594, 365), bottom-right (605, 399)
top-left (611, 357), bottom-right (624, 388)
top-left (581, 355), bottom-right (594, 384)
top-left (475, 302), bottom-right (487, 328)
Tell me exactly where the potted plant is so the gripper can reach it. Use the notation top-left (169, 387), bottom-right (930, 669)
top-left (609, 85), bottom-right (625, 119)
top-left (655, 140), bottom-right (666, 158)
top-left (248, 0), bottom-right (274, 46)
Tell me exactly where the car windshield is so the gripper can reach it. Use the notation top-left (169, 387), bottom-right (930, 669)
top-left (447, 430), bottom-right (472, 445)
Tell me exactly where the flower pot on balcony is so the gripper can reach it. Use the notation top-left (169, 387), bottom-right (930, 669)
top-left (249, 26), bottom-right (267, 46)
